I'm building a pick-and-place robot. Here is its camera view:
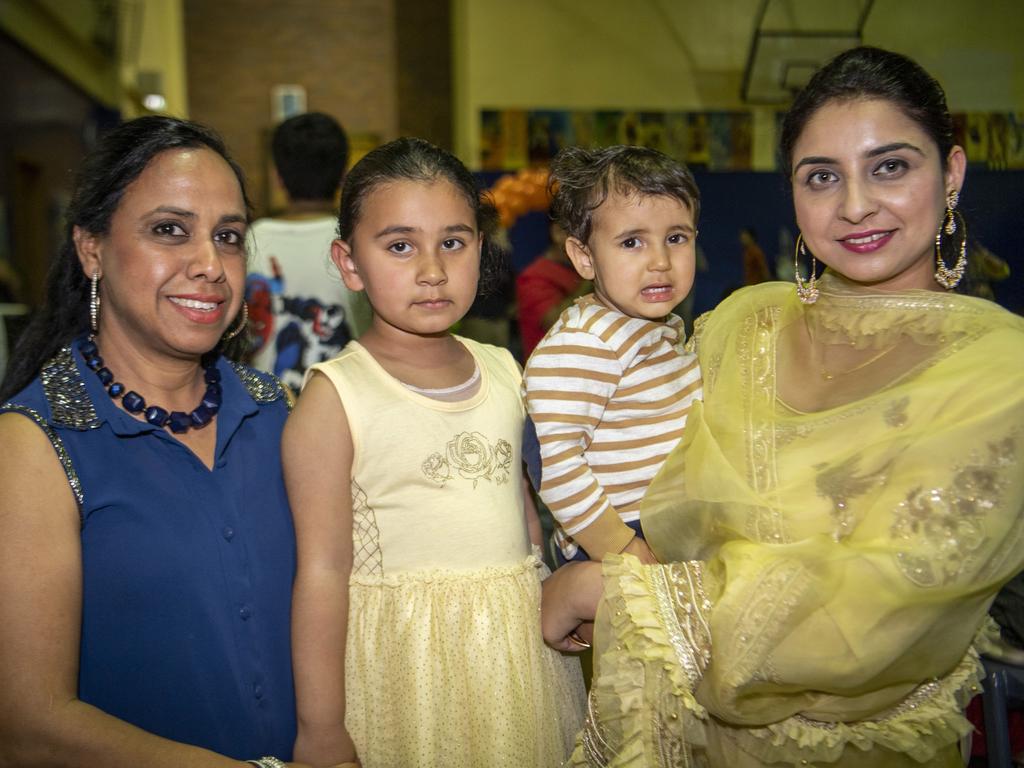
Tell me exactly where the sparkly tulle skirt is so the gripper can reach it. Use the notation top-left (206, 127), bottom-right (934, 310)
top-left (345, 553), bottom-right (586, 768)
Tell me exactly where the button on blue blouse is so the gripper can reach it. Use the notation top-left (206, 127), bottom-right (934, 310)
top-left (2, 342), bottom-right (297, 759)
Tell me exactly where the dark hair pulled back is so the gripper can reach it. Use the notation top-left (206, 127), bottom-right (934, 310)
top-left (337, 137), bottom-right (504, 295)
top-left (780, 46), bottom-right (955, 179)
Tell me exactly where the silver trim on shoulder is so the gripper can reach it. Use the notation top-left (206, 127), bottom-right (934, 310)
top-left (42, 346), bottom-right (101, 429)
top-left (229, 362), bottom-right (292, 411)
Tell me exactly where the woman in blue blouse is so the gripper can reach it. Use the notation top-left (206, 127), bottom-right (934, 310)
top-left (0, 118), bottom-right (315, 767)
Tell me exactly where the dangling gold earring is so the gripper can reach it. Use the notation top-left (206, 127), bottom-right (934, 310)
top-left (222, 302), bottom-right (249, 341)
top-left (794, 234), bottom-right (818, 304)
top-left (934, 189), bottom-right (967, 289)
top-left (90, 271), bottom-right (101, 335)
top-left (944, 189), bottom-right (959, 235)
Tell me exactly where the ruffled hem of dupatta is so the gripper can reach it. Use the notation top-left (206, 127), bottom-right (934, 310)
top-left (572, 554), bottom-right (990, 767)
top-left (569, 554), bottom-right (709, 766)
top-left (731, 646), bottom-right (982, 765)
top-left (603, 553), bottom-right (710, 716)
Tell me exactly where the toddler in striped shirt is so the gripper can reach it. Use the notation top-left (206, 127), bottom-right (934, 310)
top-left (524, 145), bottom-right (702, 565)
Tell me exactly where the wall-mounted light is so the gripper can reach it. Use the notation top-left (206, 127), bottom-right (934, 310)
top-left (271, 84), bottom-right (307, 123)
top-left (138, 70), bottom-right (165, 113)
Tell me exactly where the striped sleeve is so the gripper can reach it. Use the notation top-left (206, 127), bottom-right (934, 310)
top-left (523, 325), bottom-right (635, 558)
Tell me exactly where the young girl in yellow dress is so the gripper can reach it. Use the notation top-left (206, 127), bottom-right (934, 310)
top-left (285, 137), bottom-right (585, 768)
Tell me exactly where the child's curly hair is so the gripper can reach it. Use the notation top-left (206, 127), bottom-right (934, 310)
top-left (548, 145), bottom-right (700, 244)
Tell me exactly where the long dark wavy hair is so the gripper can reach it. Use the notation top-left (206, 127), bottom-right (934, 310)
top-left (1, 116), bottom-right (251, 402)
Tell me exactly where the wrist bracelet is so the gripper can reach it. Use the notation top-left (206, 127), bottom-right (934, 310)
top-left (246, 758), bottom-right (287, 768)
top-left (567, 629), bottom-right (592, 649)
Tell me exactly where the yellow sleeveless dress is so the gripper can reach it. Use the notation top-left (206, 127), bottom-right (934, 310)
top-left (308, 337), bottom-right (585, 768)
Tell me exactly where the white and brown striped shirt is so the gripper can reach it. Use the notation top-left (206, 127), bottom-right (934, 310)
top-left (523, 295), bottom-right (702, 559)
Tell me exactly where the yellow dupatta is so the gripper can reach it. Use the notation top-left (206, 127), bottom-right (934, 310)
top-left (574, 274), bottom-right (1024, 767)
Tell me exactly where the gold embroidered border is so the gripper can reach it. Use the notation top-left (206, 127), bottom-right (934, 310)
top-left (725, 558), bottom-right (808, 685)
top-left (228, 361), bottom-right (291, 409)
top-left (651, 561), bottom-right (712, 690)
top-left (41, 346), bottom-right (100, 429)
top-left (739, 306), bottom-right (788, 544)
top-left (579, 691), bottom-right (612, 767)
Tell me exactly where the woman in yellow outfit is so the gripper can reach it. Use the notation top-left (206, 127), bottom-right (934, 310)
top-left (542, 46), bottom-right (1024, 767)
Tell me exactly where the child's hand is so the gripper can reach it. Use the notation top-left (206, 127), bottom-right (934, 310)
top-left (620, 535), bottom-right (659, 564)
top-left (541, 561), bottom-right (603, 652)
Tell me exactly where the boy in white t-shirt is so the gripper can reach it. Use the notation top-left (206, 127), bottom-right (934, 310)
top-left (246, 112), bottom-right (370, 390)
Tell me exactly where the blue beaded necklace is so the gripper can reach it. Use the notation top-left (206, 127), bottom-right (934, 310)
top-left (78, 338), bottom-right (223, 434)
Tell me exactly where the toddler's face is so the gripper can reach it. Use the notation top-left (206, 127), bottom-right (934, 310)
top-left (566, 190), bottom-right (696, 320)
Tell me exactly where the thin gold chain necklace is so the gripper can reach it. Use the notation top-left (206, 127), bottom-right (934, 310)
top-left (817, 342), bottom-right (900, 381)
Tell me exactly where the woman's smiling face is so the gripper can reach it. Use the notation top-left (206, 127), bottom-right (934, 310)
top-left (77, 147), bottom-right (248, 359)
top-left (790, 97), bottom-right (965, 291)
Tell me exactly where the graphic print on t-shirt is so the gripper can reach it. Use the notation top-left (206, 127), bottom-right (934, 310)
top-left (247, 254), bottom-right (352, 390)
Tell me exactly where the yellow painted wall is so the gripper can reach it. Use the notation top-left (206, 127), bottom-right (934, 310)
top-left (120, 0), bottom-right (189, 118)
top-left (8, 0), bottom-right (1023, 164)
top-left (453, 0), bottom-right (758, 165)
top-left (0, 0), bottom-right (188, 117)
top-left (865, 0), bottom-right (1024, 111)
top-left (0, 0), bottom-right (120, 106)
top-left (453, 0), bottom-right (1024, 168)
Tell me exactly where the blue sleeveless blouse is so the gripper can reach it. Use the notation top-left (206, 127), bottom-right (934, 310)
top-left (2, 342), bottom-right (297, 759)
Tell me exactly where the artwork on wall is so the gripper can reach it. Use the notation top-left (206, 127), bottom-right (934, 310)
top-left (954, 113), bottom-right (1024, 169)
top-left (481, 109), bottom-right (753, 171)
top-left (481, 109), bottom-right (1024, 171)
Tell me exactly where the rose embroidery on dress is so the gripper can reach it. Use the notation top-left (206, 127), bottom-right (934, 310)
top-left (421, 453), bottom-right (452, 486)
top-left (422, 431), bottom-right (512, 487)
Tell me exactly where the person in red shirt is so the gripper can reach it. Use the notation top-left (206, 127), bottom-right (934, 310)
top-left (516, 222), bottom-right (588, 360)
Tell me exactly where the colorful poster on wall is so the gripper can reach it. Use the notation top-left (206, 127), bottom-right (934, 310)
top-left (527, 110), bottom-right (573, 163)
top-left (482, 109), bottom-right (1023, 171)
top-left (663, 113), bottom-right (689, 161)
top-left (593, 111), bottom-right (624, 148)
top-left (636, 112), bottom-right (668, 152)
top-left (481, 109), bottom-right (529, 170)
top-left (480, 109), bottom-right (761, 170)
top-left (570, 111), bottom-right (597, 148)
top-left (953, 112), bottom-right (1024, 169)
top-left (727, 112), bottom-right (753, 169)
top-left (1005, 114), bottom-right (1024, 169)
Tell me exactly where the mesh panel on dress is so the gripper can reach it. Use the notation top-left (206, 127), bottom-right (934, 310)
top-left (351, 480), bottom-right (383, 578)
